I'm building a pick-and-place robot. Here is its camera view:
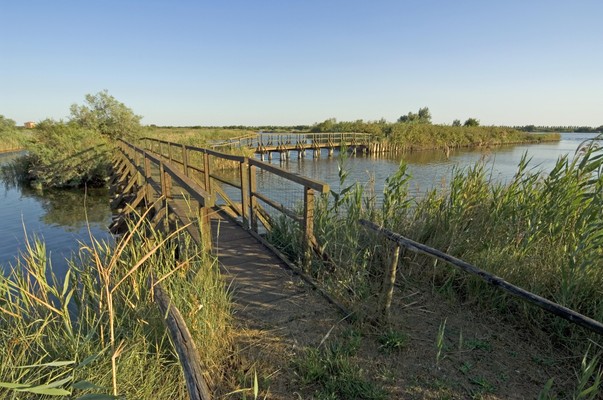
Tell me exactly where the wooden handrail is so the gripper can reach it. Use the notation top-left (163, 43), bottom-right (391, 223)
top-left (359, 219), bottom-right (603, 335)
top-left (248, 158), bottom-right (329, 193)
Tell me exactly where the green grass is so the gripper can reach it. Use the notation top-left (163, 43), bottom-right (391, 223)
top-left (267, 136), bottom-right (603, 355)
top-left (0, 217), bottom-right (232, 399)
top-left (294, 344), bottom-right (387, 400)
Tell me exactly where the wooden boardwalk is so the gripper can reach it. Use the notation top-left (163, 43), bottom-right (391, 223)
top-left (114, 138), bottom-right (350, 390)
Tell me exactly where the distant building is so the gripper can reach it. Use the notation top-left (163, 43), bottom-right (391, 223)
top-left (24, 121), bottom-right (36, 129)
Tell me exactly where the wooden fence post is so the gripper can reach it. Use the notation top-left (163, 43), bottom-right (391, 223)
top-left (248, 164), bottom-right (258, 232)
top-left (203, 151), bottom-right (211, 193)
top-left (380, 243), bottom-right (400, 324)
top-left (240, 159), bottom-right (250, 229)
top-left (198, 202), bottom-right (212, 251)
top-left (182, 144), bottom-right (189, 177)
top-left (302, 187), bottom-right (315, 272)
top-left (144, 155), bottom-right (152, 206)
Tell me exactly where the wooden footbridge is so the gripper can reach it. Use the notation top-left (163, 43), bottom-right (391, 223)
top-left (210, 131), bottom-right (385, 160)
top-left (109, 137), bottom-right (346, 398)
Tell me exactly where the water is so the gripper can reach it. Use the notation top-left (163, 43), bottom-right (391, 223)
top-left (259, 133), bottom-right (599, 199)
top-left (0, 152), bottom-right (113, 276)
top-left (0, 133), bottom-right (596, 274)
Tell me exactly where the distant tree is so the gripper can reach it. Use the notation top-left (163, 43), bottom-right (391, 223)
top-left (70, 90), bottom-right (142, 139)
top-left (0, 115), bottom-right (17, 133)
top-left (417, 107), bottom-right (432, 123)
top-left (452, 119), bottom-right (461, 127)
top-left (398, 107), bottom-right (431, 124)
top-left (464, 118), bottom-right (480, 127)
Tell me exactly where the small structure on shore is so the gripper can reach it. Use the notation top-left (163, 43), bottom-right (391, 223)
top-left (24, 121), bottom-right (36, 129)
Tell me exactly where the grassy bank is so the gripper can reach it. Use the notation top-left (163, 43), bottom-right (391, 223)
top-left (384, 124), bottom-right (560, 151)
top-left (0, 129), bottom-right (28, 153)
top-left (310, 119), bottom-right (560, 151)
top-left (269, 137), bottom-right (603, 347)
top-left (142, 126), bottom-right (255, 147)
top-left (0, 221), bottom-right (232, 398)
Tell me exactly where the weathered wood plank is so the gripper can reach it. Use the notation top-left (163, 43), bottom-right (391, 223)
top-left (153, 283), bottom-right (212, 400)
top-left (359, 219), bottom-right (603, 336)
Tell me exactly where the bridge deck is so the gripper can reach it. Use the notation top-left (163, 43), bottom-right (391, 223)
top-left (168, 196), bottom-right (339, 333)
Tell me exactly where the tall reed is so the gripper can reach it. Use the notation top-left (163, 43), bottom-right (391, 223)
top-left (0, 217), bottom-right (231, 398)
top-left (267, 136), bottom-right (603, 347)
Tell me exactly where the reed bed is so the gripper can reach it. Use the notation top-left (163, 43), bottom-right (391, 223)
top-left (268, 137), bottom-right (603, 349)
top-left (0, 217), bottom-right (231, 399)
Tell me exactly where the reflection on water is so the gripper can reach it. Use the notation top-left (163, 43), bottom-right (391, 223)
top-left (258, 133), bottom-right (598, 201)
top-left (1, 133), bottom-right (595, 276)
top-left (0, 152), bottom-right (113, 276)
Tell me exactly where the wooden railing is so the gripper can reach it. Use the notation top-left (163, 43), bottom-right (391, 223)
top-left (141, 137), bottom-right (330, 269)
top-left (360, 219), bottom-right (603, 335)
top-left (206, 132), bottom-right (371, 153)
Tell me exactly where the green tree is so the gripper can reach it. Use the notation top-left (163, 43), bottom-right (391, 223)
top-left (464, 118), bottom-right (480, 127)
top-left (69, 90), bottom-right (142, 139)
top-left (398, 107), bottom-right (431, 124)
top-left (452, 119), bottom-right (461, 127)
top-left (0, 115), bottom-right (17, 133)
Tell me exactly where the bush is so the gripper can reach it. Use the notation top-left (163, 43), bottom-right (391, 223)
top-left (21, 120), bottom-right (111, 188)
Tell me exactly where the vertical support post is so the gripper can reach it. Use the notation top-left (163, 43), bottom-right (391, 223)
top-left (380, 243), bottom-right (400, 324)
top-left (182, 144), bottom-right (189, 177)
top-left (144, 155), bottom-right (152, 206)
top-left (302, 186), bottom-right (315, 272)
top-left (248, 164), bottom-right (258, 232)
top-left (168, 143), bottom-right (173, 164)
top-left (198, 201), bottom-right (212, 251)
top-left (240, 159), bottom-right (250, 229)
top-left (203, 151), bottom-right (211, 193)
top-left (160, 162), bottom-right (172, 231)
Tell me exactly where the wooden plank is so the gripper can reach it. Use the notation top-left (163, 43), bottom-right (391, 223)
top-left (153, 284), bottom-right (212, 400)
top-left (359, 219), bottom-right (603, 336)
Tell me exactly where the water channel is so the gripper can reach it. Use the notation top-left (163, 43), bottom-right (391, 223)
top-left (0, 132), bottom-right (597, 275)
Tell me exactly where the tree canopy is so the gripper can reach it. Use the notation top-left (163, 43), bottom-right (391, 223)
top-left (0, 115), bottom-right (17, 133)
top-left (464, 118), bottom-right (480, 127)
top-left (398, 107), bottom-right (432, 124)
top-left (69, 90), bottom-right (142, 139)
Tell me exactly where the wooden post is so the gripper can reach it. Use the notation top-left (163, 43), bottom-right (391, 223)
top-left (380, 243), bottom-right (400, 324)
top-left (198, 202), bottom-right (212, 251)
top-left (240, 159), bottom-right (250, 229)
top-left (168, 143), bottom-right (173, 164)
top-left (203, 151), bottom-right (211, 193)
top-left (144, 155), bottom-right (152, 206)
top-left (182, 144), bottom-right (189, 176)
top-left (248, 164), bottom-right (258, 232)
top-left (302, 187), bottom-right (315, 272)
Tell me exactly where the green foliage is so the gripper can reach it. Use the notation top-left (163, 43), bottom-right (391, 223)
top-left (70, 90), bottom-right (142, 139)
top-left (377, 329), bottom-right (408, 353)
top-left (398, 106), bottom-right (432, 124)
top-left (0, 115), bottom-right (24, 152)
top-left (464, 118), bottom-right (480, 127)
top-left (0, 115), bottom-right (17, 132)
top-left (452, 119), bottom-right (462, 127)
top-left (294, 344), bottom-right (387, 400)
top-left (0, 219), bottom-right (231, 399)
top-left (20, 120), bottom-right (111, 188)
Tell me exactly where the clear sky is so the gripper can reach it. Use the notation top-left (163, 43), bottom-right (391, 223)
top-left (1, 1), bottom-right (602, 127)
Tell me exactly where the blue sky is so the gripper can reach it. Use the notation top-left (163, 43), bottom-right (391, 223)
top-left (1, 1), bottom-right (602, 127)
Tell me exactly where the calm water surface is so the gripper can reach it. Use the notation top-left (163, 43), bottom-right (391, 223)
top-left (0, 133), bottom-right (596, 273)
top-left (259, 132), bottom-right (599, 199)
top-left (0, 152), bottom-right (113, 276)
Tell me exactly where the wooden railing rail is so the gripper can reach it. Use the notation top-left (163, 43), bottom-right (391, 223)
top-left (359, 219), bottom-right (603, 335)
top-left (140, 137), bottom-right (330, 269)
